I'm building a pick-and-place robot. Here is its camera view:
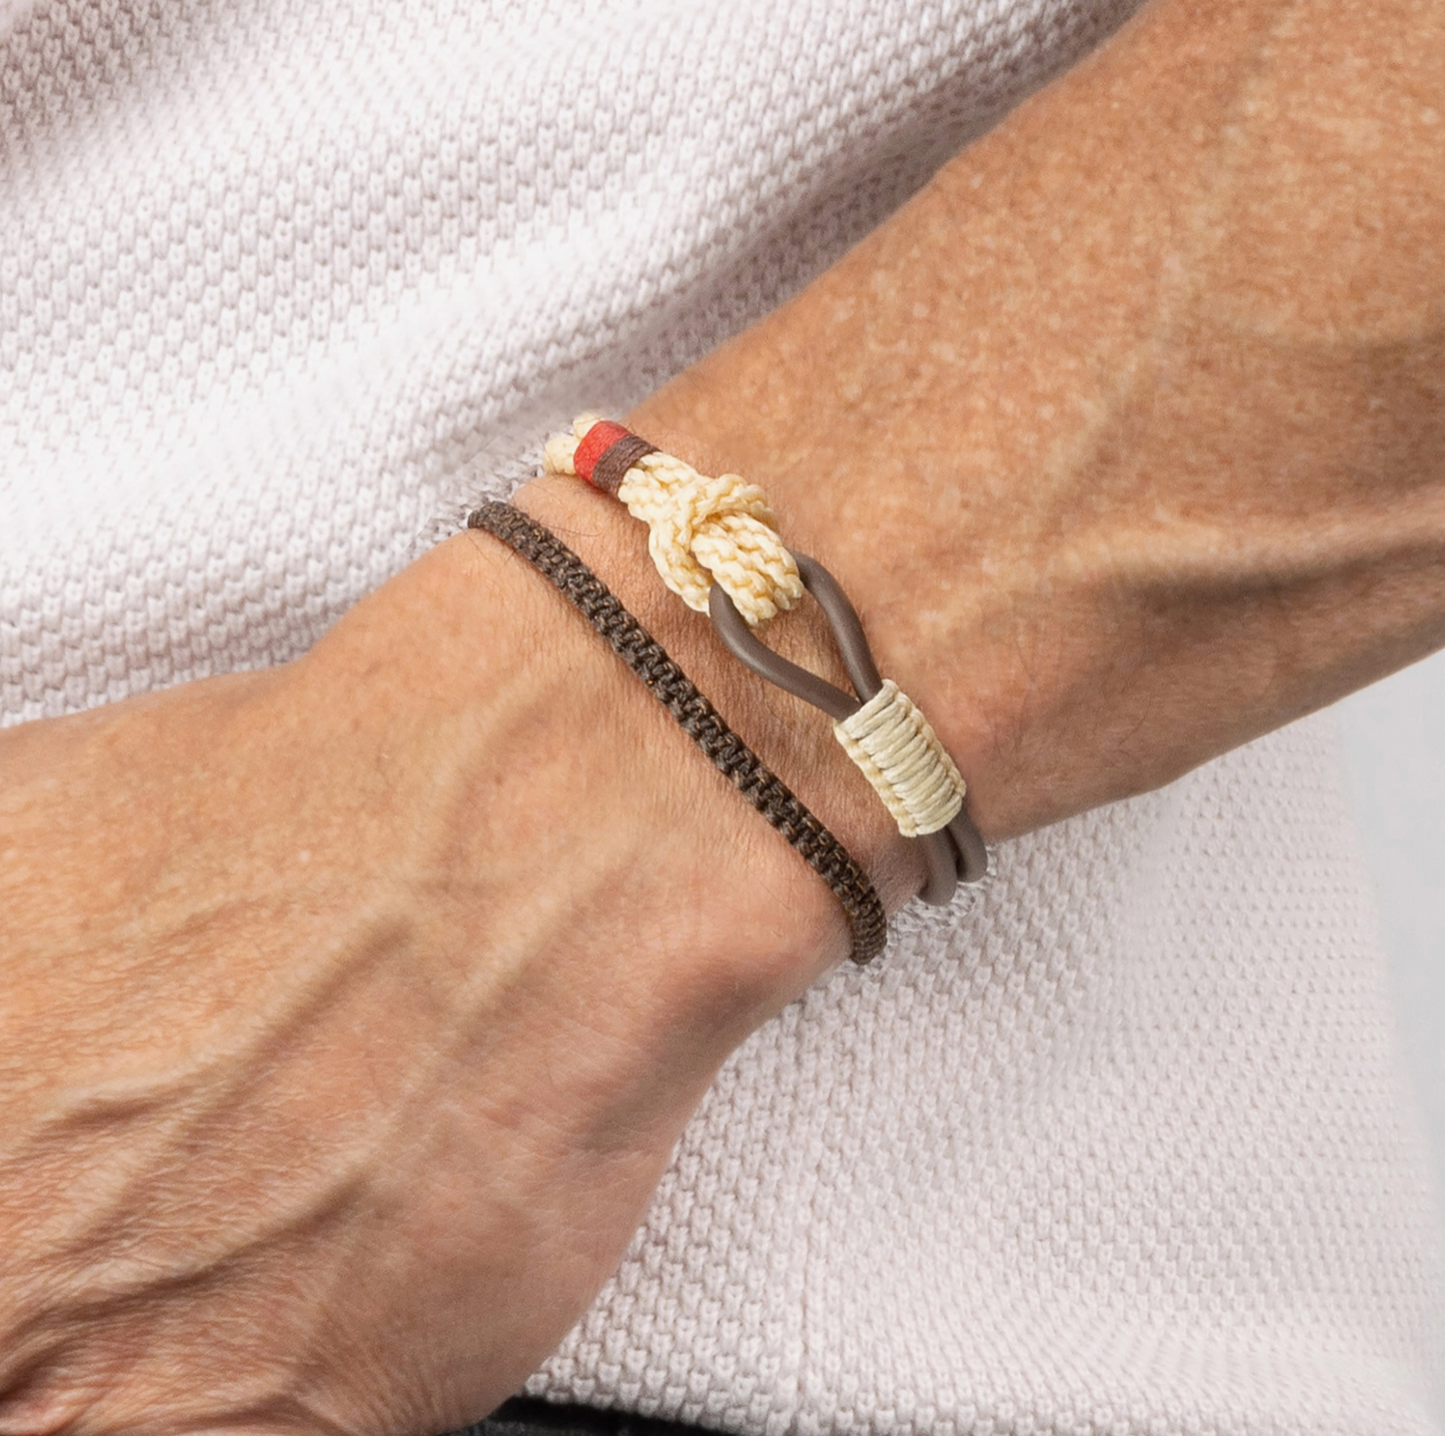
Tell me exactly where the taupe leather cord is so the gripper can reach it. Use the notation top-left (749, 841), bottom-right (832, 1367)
top-left (708, 555), bottom-right (990, 903)
top-left (467, 500), bottom-right (888, 965)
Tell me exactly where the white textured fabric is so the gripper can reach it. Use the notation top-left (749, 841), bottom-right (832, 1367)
top-left (0, 0), bottom-right (1137, 719)
top-left (536, 721), bottom-right (1445, 1434)
top-left (2, 0), bottom-right (1443, 1432)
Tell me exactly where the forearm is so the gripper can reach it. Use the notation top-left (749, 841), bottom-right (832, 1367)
top-left (4, 0), bottom-right (1442, 1425)
top-left (625, 0), bottom-right (1445, 838)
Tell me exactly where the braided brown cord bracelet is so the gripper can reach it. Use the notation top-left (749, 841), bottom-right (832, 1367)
top-left (468, 500), bottom-right (888, 966)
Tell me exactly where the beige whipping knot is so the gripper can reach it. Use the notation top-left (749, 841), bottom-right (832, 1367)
top-left (833, 680), bottom-right (966, 838)
top-left (543, 414), bottom-right (804, 626)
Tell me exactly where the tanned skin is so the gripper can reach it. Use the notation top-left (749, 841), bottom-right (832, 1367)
top-left (1, 0), bottom-right (1442, 1429)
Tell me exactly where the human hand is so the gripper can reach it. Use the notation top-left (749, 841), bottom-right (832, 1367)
top-left (6, 0), bottom-right (1445, 1427)
top-left (0, 487), bottom-right (913, 1435)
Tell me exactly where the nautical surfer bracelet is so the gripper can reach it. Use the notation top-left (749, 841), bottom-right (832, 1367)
top-left (541, 416), bottom-right (989, 906)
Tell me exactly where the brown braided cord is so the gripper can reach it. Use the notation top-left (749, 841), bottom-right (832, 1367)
top-left (468, 500), bottom-right (887, 965)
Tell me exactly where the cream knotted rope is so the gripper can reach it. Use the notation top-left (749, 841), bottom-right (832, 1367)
top-left (543, 413), bottom-right (803, 626)
top-left (546, 415), bottom-right (970, 852)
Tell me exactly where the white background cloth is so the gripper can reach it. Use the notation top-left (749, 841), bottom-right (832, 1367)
top-left (538, 727), bottom-right (1444, 1434)
top-left (1337, 659), bottom-right (1445, 1221)
top-left (2, 0), bottom-right (1442, 1431)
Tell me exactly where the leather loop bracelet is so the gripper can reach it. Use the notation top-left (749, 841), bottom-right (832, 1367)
top-left (542, 415), bottom-right (991, 909)
top-left (707, 555), bottom-right (989, 903)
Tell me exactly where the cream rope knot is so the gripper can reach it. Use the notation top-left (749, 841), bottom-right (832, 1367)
top-left (833, 680), bottom-right (966, 838)
top-left (543, 414), bottom-right (803, 626)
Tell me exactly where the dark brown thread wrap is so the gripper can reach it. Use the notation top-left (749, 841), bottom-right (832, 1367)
top-left (590, 433), bottom-right (659, 495)
top-left (467, 499), bottom-right (888, 965)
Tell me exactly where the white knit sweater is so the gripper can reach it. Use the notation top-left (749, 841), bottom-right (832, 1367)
top-left (2, 0), bottom-right (1442, 1431)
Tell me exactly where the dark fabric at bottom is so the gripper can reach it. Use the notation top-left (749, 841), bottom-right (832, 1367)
top-left (447, 1396), bottom-right (717, 1436)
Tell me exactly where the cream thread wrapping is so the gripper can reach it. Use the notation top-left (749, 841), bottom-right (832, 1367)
top-left (833, 680), bottom-right (966, 837)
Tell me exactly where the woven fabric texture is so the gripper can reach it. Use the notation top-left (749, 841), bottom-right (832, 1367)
top-left (3, 0), bottom-right (1443, 1433)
